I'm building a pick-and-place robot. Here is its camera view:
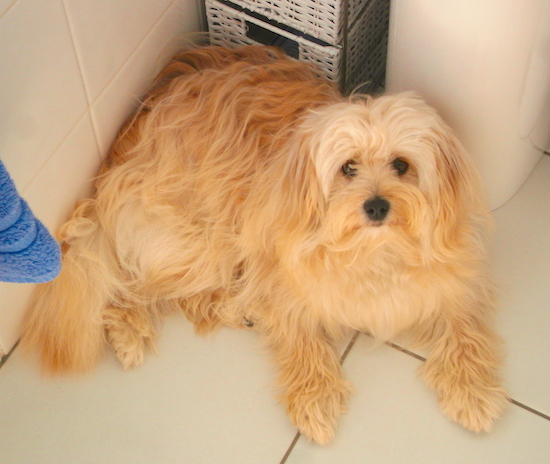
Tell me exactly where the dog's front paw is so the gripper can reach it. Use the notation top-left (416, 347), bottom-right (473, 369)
top-left (284, 378), bottom-right (352, 445)
top-left (438, 384), bottom-right (508, 433)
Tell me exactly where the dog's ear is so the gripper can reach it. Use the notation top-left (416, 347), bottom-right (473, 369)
top-left (251, 129), bottom-right (327, 264)
top-left (427, 120), bottom-right (490, 259)
top-left (280, 133), bottom-right (327, 234)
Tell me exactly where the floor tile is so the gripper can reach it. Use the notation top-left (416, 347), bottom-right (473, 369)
top-left (490, 155), bottom-right (550, 416)
top-left (0, 315), bottom-right (298, 464)
top-left (285, 335), bottom-right (550, 464)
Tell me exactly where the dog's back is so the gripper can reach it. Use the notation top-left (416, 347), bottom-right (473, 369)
top-left (21, 46), bottom-right (339, 374)
top-left (106, 46), bottom-right (335, 169)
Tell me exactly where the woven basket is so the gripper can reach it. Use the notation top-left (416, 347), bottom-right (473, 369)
top-left (346, 0), bottom-right (389, 92)
top-left (347, 34), bottom-right (387, 94)
top-left (206, 0), bottom-right (342, 82)
top-left (206, 0), bottom-right (390, 93)
top-left (228, 0), bottom-right (370, 44)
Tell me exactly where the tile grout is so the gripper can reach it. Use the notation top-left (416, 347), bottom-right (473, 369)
top-left (509, 398), bottom-right (550, 422)
top-left (20, 108), bottom-right (93, 195)
top-left (339, 330), bottom-right (361, 363)
top-left (279, 431), bottom-right (302, 464)
top-left (385, 340), bottom-right (550, 423)
top-left (384, 340), bottom-right (426, 362)
top-left (0, 0), bottom-right (18, 21)
top-left (60, 0), bottom-right (104, 158)
top-left (0, 339), bottom-right (19, 371)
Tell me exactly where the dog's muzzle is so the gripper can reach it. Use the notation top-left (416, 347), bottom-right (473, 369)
top-left (363, 196), bottom-right (390, 222)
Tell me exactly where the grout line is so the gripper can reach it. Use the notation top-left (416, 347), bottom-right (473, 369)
top-left (278, 330), bottom-right (361, 464)
top-left (21, 107), bottom-right (91, 195)
top-left (15, 0), bottom-right (100, 195)
top-left (279, 431), bottom-right (302, 464)
top-left (384, 341), bottom-right (426, 362)
top-left (85, 0), bottom-right (180, 111)
top-left (0, 339), bottom-right (19, 370)
top-left (509, 399), bottom-right (550, 422)
top-left (60, 0), bottom-right (103, 158)
top-left (60, 0), bottom-right (179, 157)
top-left (61, 0), bottom-right (92, 107)
top-left (385, 340), bottom-right (550, 423)
top-left (340, 330), bottom-right (361, 363)
top-left (0, 0), bottom-right (18, 21)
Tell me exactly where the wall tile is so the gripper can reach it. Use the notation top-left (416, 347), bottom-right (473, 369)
top-left (0, 0), bottom-right (17, 18)
top-left (64, 0), bottom-right (175, 103)
top-left (22, 112), bottom-right (101, 234)
top-left (90, 0), bottom-right (200, 156)
top-left (0, 0), bottom-right (201, 356)
top-left (0, 0), bottom-right (88, 190)
top-left (0, 112), bottom-right (101, 354)
top-left (0, 282), bottom-right (34, 356)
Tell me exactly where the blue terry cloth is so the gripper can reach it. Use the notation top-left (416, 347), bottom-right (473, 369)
top-left (0, 159), bottom-right (61, 283)
top-left (0, 199), bottom-right (38, 252)
top-left (0, 161), bottom-right (23, 231)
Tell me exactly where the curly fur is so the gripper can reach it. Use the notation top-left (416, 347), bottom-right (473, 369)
top-left (22, 45), bottom-right (507, 444)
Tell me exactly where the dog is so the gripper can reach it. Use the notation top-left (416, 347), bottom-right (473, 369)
top-left (22, 45), bottom-right (508, 444)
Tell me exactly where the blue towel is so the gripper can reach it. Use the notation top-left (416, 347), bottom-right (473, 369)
top-left (0, 159), bottom-right (61, 283)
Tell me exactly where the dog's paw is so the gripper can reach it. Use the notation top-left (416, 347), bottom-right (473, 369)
top-left (438, 385), bottom-right (509, 433)
top-left (285, 378), bottom-right (352, 445)
top-left (104, 308), bottom-right (158, 370)
top-left (106, 323), bottom-right (157, 370)
top-left (421, 354), bottom-right (508, 433)
top-left (112, 341), bottom-right (147, 370)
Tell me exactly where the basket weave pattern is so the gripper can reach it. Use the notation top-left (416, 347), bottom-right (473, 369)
top-left (228, 0), bottom-right (370, 44)
top-left (206, 0), bottom-right (390, 93)
top-left (206, 0), bottom-right (342, 81)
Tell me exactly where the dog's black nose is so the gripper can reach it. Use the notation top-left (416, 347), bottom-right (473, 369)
top-left (364, 196), bottom-right (390, 222)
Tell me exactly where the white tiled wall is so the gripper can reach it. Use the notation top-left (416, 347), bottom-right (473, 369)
top-left (0, 0), bottom-right (202, 356)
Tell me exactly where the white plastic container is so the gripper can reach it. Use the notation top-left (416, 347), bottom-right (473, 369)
top-left (386, 0), bottom-right (550, 210)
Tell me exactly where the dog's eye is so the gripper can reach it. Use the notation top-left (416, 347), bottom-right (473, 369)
top-left (392, 158), bottom-right (409, 176)
top-left (341, 160), bottom-right (358, 178)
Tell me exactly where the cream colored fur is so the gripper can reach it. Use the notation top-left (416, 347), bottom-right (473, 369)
top-left (22, 46), bottom-right (507, 444)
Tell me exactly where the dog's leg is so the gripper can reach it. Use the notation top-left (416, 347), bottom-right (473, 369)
top-left (266, 319), bottom-right (352, 445)
top-left (420, 309), bottom-right (508, 433)
top-left (103, 304), bottom-right (157, 370)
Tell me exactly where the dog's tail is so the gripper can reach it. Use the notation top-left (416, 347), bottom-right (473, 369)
top-left (21, 199), bottom-right (115, 374)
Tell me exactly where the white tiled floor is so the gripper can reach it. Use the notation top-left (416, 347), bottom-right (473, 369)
top-left (1, 156), bottom-right (549, 463)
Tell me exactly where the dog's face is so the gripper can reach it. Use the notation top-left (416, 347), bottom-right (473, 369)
top-left (283, 93), bottom-right (488, 265)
